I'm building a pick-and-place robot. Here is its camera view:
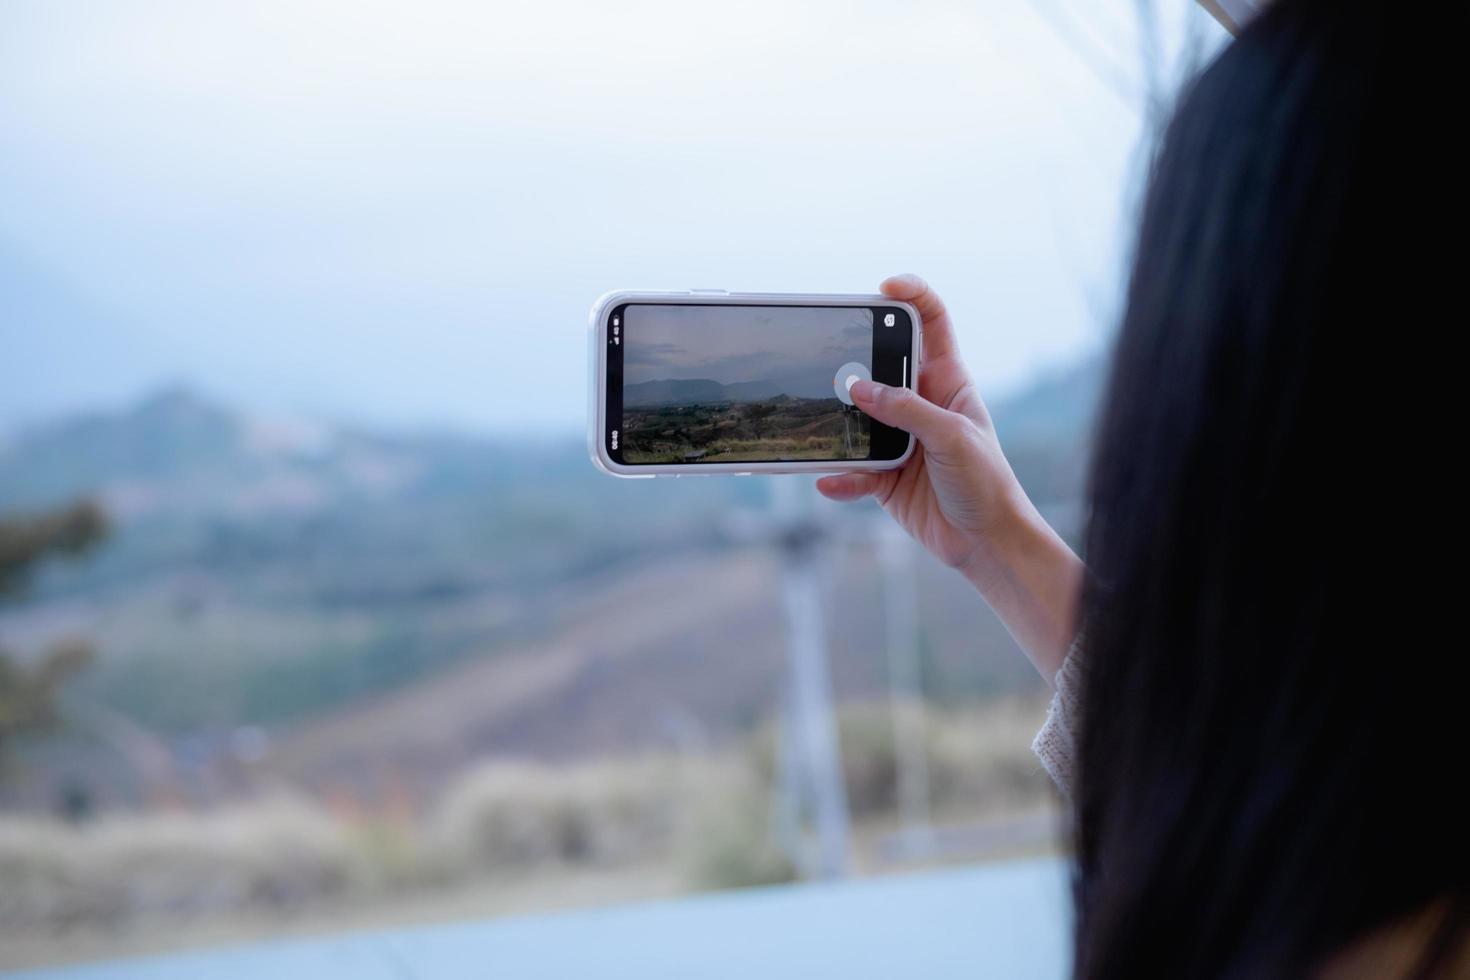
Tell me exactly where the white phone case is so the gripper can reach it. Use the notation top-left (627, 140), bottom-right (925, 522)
top-left (588, 289), bottom-right (921, 478)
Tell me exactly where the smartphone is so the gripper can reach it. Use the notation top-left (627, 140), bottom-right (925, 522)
top-left (589, 290), bottom-right (920, 477)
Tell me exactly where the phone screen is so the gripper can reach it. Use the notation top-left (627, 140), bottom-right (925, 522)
top-left (604, 302), bottom-right (914, 466)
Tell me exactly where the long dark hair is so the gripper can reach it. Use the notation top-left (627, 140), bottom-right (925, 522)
top-left (1076, 1), bottom-right (1467, 977)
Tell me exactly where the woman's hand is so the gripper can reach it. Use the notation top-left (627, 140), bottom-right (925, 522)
top-left (816, 274), bottom-right (1084, 682)
top-left (817, 275), bottom-right (1026, 573)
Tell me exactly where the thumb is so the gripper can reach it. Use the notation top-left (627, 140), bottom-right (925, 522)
top-left (850, 379), bottom-right (967, 452)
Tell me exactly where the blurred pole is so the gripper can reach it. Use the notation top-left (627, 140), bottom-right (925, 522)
top-left (880, 519), bottom-right (934, 859)
top-left (773, 478), bottom-right (850, 880)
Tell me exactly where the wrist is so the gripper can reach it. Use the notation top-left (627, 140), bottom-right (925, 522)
top-left (955, 487), bottom-right (1050, 594)
top-left (955, 489), bottom-right (1084, 682)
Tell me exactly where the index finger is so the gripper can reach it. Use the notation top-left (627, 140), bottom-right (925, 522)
top-left (880, 274), bottom-right (961, 363)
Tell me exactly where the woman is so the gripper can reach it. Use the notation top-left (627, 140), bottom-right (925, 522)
top-left (818, 1), bottom-right (1466, 976)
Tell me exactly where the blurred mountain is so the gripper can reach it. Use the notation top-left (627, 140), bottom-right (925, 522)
top-left (2, 385), bottom-right (525, 518)
top-left (989, 355), bottom-right (1104, 505)
top-left (991, 355), bottom-right (1105, 447)
top-left (0, 387), bottom-right (243, 513)
top-left (624, 373), bottom-right (834, 407)
top-left (625, 378), bottom-right (739, 406)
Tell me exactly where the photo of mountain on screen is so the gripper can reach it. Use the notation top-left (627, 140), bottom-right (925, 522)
top-left (620, 304), bottom-right (874, 464)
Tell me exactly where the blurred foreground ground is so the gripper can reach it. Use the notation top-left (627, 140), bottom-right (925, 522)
top-left (1, 696), bottom-right (1060, 971)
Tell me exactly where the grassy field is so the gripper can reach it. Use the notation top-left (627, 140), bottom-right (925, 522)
top-left (623, 396), bottom-right (870, 463)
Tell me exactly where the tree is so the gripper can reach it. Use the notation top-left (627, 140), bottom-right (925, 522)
top-left (746, 402), bottom-right (778, 440)
top-left (0, 501), bottom-right (108, 765)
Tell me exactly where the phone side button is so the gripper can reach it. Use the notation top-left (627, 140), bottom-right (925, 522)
top-left (687, 288), bottom-right (729, 295)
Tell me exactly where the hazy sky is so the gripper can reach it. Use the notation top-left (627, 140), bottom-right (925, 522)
top-left (0, 1), bottom-right (1224, 434)
top-left (624, 305), bottom-right (871, 390)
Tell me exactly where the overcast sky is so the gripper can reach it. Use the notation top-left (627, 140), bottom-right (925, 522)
top-left (624, 305), bottom-right (871, 390)
top-left (0, 0), bottom-right (1224, 434)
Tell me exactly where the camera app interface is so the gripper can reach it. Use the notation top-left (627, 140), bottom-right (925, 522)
top-left (618, 304), bottom-right (877, 464)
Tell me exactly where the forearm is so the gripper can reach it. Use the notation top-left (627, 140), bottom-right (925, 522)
top-left (958, 494), bottom-right (1084, 685)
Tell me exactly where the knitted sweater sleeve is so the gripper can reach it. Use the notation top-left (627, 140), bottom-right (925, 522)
top-left (1031, 638), bottom-right (1085, 800)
